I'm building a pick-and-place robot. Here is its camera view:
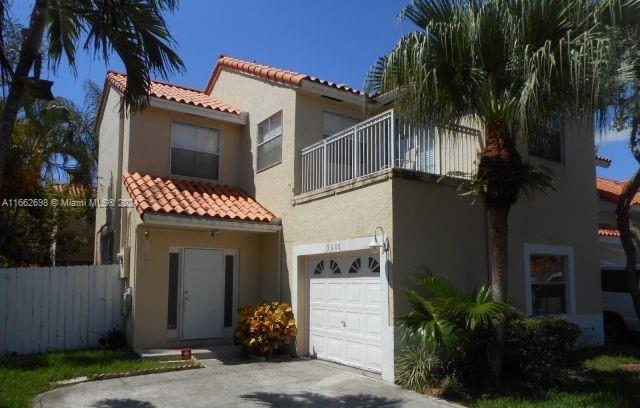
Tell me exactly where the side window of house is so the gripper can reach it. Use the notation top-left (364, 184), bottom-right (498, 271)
top-left (257, 111), bottom-right (283, 171)
top-left (529, 254), bottom-right (568, 315)
top-left (528, 116), bottom-right (563, 162)
top-left (171, 122), bottom-right (220, 180)
top-left (323, 111), bottom-right (360, 138)
top-left (601, 269), bottom-right (640, 293)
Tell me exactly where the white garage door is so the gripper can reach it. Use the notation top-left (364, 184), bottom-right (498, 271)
top-left (308, 252), bottom-right (383, 373)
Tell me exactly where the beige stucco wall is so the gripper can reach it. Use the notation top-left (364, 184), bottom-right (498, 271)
top-left (127, 106), bottom-right (245, 186)
top-left (94, 86), bottom-right (126, 264)
top-left (129, 225), bottom-right (278, 349)
top-left (391, 177), bottom-right (488, 316)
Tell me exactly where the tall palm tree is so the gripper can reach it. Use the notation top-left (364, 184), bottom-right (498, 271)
top-left (0, 0), bottom-right (184, 188)
top-left (368, 0), bottom-right (625, 382)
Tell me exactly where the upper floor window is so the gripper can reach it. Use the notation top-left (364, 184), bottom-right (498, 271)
top-left (257, 111), bottom-right (283, 171)
top-left (171, 122), bottom-right (220, 180)
top-left (528, 117), bottom-right (563, 162)
top-left (323, 111), bottom-right (360, 138)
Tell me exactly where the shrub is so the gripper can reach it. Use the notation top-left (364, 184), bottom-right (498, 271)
top-left (395, 343), bottom-right (446, 392)
top-left (98, 328), bottom-right (127, 350)
top-left (235, 301), bottom-right (297, 357)
top-left (505, 316), bottom-right (581, 383)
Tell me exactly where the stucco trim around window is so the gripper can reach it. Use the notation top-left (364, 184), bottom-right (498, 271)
top-left (523, 243), bottom-right (576, 317)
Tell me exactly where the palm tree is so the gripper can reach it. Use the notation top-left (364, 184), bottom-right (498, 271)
top-left (0, 0), bottom-right (184, 188)
top-left (368, 0), bottom-right (624, 382)
top-left (0, 94), bottom-right (95, 255)
top-left (611, 26), bottom-right (640, 322)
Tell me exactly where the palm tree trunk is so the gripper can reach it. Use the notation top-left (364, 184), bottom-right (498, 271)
top-left (615, 115), bottom-right (640, 320)
top-left (478, 119), bottom-right (522, 386)
top-left (616, 168), bottom-right (640, 319)
top-left (0, 0), bottom-right (48, 187)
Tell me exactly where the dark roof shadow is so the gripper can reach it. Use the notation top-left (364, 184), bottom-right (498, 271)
top-left (90, 399), bottom-right (156, 408)
top-left (241, 391), bottom-right (404, 407)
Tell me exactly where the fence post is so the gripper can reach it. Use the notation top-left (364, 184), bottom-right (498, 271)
top-left (322, 140), bottom-right (327, 188)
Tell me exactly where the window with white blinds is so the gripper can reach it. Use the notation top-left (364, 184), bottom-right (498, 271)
top-left (171, 122), bottom-right (220, 180)
top-left (323, 111), bottom-right (360, 138)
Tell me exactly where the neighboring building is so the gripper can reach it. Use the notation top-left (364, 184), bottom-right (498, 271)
top-left (595, 173), bottom-right (640, 338)
top-left (51, 183), bottom-right (95, 266)
top-left (94, 55), bottom-right (603, 382)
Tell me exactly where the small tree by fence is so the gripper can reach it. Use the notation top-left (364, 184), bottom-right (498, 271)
top-left (0, 264), bottom-right (122, 355)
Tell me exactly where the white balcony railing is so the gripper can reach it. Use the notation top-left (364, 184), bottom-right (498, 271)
top-left (300, 109), bottom-right (482, 194)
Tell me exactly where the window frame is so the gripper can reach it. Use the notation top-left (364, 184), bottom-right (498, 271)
top-left (256, 111), bottom-right (283, 172)
top-left (523, 243), bottom-right (575, 317)
top-left (322, 109), bottom-right (361, 139)
top-left (527, 119), bottom-right (565, 163)
top-left (169, 120), bottom-right (222, 181)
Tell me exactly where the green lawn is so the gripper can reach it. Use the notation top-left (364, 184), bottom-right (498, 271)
top-left (472, 344), bottom-right (640, 408)
top-left (0, 349), bottom-right (191, 408)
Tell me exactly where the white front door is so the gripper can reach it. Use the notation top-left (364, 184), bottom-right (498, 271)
top-left (182, 249), bottom-right (224, 339)
top-left (308, 253), bottom-right (383, 373)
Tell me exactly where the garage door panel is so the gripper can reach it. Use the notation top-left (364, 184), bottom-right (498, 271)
top-left (310, 308), bottom-right (326, 329)
top-left (366, 314), bottom-right (383, 338)
top-left (345, 340), bottom-right (364, 366)
top-left (365, 344), bottom-right (382, 371)
top-left (366, 283), bottom-right (381, 306)
top-left (310, 282), bottom-right (326, 301)
top-left (326, 337), bottom-right (343, 360)
top-left (310, 334), bottom-right (324, 356)
top-left (308, 252), bottom-right (382, 374)
top-left (345, 311), bottom-right (363, 336)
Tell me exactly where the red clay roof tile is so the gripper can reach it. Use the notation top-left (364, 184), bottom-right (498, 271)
top-left (205, 55), bottom-right (368, 96)
top-left (599, 223), bottom-right (620, 237)
top-left (122, 172), bottom-right (275, 223)
top-left (596, 177), bottom-right (640, 206)
top-left (106, 71), bottom-right (244, 115)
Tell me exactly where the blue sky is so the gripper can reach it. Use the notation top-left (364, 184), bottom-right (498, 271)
top-left (11, 0), bottom-right (637, 180)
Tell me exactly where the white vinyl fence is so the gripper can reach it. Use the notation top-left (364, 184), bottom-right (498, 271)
top-left (0, 264), bottom-right (122, 355)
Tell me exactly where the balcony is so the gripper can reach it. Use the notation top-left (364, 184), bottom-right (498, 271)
top-left (300, 109), bottom-right (482, 194)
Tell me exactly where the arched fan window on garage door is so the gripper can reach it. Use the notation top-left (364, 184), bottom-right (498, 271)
top-left (369, 257), bottom-right (380, 273)
top-left (313, 260), bottom-right (324, 275)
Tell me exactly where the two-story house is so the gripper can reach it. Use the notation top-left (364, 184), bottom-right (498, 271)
top-left (94, 55), bottom-right (603, 382)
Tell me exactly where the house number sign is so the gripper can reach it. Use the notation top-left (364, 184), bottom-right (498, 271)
top-left (325, 242), bottom-right (342, 252)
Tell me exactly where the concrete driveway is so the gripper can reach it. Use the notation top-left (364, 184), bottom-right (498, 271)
top-left (34, 350), bottom-right (459, 408)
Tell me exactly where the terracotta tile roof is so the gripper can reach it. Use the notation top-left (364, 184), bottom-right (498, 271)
top-left (596, 177), bottom-right (640, 206)
top-left (122, 172), bottom-right (275, 223)
top-left (599, 223), bottom-right (620, 237)
top-left (106, 71), bottom-right (244, 115)
top-left (53, 183), bottom-right (96, 198)
top-left (205, 55), bottom-right (367, 96)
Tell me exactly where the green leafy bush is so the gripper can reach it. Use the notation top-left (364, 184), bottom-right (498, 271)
top-left (395, 343), bottom-right (446, 392)
top-left (505, 316), bottom-right (581, 383)
top-left (235, 301), bottom-right (297, 357)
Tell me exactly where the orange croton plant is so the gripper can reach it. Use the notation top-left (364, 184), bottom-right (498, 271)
top-left (235, 301), bottom-right (297, 357)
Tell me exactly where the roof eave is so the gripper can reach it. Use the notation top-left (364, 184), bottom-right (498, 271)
top-left (149, 97), bottom-right (247, 125)
top-left (142, 212), bottom-right (282, 233)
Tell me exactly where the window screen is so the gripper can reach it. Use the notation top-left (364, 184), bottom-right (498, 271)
top-left (171, 122), bottom-right (220, 179)
top-left (530, 255), bottom-right (567, 315)
top-left (323, 111), bottom-right (360, 138)
top-left (528, 117), bottom-right (563, 162)
top-left (224, 255), bottom-right (234, 327)
top-left (601, 269), bottom-right (640, 293)
top-left (257, 111), bottom-right (283, 171)
top-left (167, 252), bottom-right (180, 330)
